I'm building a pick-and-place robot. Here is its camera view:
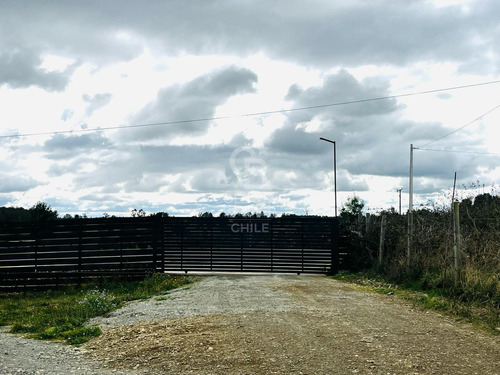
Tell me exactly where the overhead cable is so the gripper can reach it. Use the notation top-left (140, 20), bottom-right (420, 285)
top-left (2, 79), bottom-right (500, 139)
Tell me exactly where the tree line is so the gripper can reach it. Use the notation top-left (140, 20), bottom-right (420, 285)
top-left (0, 203), bottom-right (325, 223)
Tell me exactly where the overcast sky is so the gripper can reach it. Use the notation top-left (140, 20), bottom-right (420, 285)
top-left (1, 0), bottom-right (500, 217)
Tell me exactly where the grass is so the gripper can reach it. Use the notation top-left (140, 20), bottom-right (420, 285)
top-left (333, 270), bottom-right (500, 335)
top-left (0, 273), bottom-right (192, 345)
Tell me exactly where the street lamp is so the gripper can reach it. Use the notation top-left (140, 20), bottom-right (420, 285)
top-left (319, 137), bottom-right (337, 217)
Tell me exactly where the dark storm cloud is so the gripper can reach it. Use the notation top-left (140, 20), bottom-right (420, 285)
top-left (123, 66), bottom-right (258, 141)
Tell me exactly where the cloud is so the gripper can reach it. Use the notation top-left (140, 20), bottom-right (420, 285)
top-left (4, 1), bottom-right (500, 82)
top-left (267, 70), bottom-right (401, 160)
top-left (2, 0), bottom-right (499, 216)
top-left (0, 173), bottom-right (41, 193)
top-left (83, 93), bottom-right (113, 117)
top-left (0, 48), bottom-right (74, 91)
top-left (43, 133), bottom-right (113, 160)
top-left (286, 70), bottom-right (401, 118)
top-left (123, 66), bottom-right (258, 141)
top-left (61, 109), bottom-right (74, 121)
top-left (71, 144), bottom-right (235, 190)
top-left (265, 69), bottom-right (495, 188)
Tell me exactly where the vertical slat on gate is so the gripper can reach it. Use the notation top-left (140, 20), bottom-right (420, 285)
top-left (78, 220), bottom-right (83, 286)
top-left (210, 217), bottom-right (213, 271)
top-left (152, 215), bottom-right (163, 273)
top-left (330, 218), bottom-right (339, 275)
top-left (180, 219), bottom-right (184, 271)
top-left (270, 218), bottom-right (274, 272)
top-left (119, 220), bottom-right (124, 271)
top-left (240, 225), bottom-right (244, 271)
top-left (301, 220), bottom-right (304, 274)
top-left (33, 222), bottom-right (38, 274)
top-left (160, 216), bottom-right (165, 273)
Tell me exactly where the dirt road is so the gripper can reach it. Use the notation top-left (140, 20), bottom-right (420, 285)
top-left (83, 274), bottom-right (499, 375)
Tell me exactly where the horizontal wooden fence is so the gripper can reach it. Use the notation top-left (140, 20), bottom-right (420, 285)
top-left (0, 216), bottom-right (342, 291)
top-left (0, 217), bottom-right (162, 291)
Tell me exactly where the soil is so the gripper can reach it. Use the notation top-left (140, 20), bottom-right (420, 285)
top-left (1, 274), bottom-right (498, 374)
top-left (83, 274), bottom-right (499, 375)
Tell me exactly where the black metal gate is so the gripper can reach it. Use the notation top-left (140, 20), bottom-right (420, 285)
top-left (162, 217), bottom-right (339, 274)
top-left (1, 216), bottom-right (342, 291)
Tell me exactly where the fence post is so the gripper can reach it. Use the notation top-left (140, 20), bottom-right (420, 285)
top-left (330, 218), bottom-right (339, 275)
top-left (379, 215), bottom-right (387, 264)
top-left (453, 201), bottom-right (461, 271)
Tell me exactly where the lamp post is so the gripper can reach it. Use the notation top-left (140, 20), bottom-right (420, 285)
top-left (319, 137), bottom-right (337, 217)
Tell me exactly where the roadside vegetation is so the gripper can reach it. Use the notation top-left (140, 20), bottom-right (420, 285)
top-left (337, 187), bottom-right (500, 335)
top-left (0, 274), bottom-right (191, 345)
top-left (334, 270), bottom-right (500, 334)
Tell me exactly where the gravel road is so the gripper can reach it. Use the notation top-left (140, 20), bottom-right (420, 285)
top-left (1, 274), bottom-right (499, 375)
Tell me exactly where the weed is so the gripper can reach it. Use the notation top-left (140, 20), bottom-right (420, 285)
top-left (0, 274), bottom-right (191, 345)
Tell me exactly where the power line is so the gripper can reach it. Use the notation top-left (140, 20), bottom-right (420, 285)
top-left (417, 102), bottom-right (500, 148)
top-left (2, 79), bottom-right (500, 140)
top-left (0, 116), bottom-right (232, 139)
top-left (416, 147), bottom-right (500, 156)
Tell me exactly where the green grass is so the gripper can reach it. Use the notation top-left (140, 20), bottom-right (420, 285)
top-left (333, 270), bottom-right (500, 335)
top-left (0, 273), bottom-right (192, 345)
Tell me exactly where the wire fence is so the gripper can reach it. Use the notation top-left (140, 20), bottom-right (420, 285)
top-left (352, 200), bottom-right (500, 274)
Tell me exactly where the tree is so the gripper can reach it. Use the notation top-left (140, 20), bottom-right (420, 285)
top-left (29, 202), bottom-right (58, 222)
top-left (340, 196), bottom-right (365, 229)
top-left (197, 212), bottom-right (213, 218)
top-left (0, 206), bottom-right (32, 222)
top-left (131, 209), bottom-right (146, 217)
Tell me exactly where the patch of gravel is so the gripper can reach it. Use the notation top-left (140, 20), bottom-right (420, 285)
top-left (0, 327), bottom-right (136, 375)
top-left (88, 273), bottom-right (300, 329)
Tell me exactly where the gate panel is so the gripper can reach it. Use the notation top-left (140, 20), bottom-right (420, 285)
top-left (162, 217), bottom-right (338, 274)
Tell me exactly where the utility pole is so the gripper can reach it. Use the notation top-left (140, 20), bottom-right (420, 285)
top-left (451, 172), bottom-right (457, 205)
top-left (453, 201), bottom-right (461, 271)
top-left (407, 144), bottom-right (414, 268)
top-left (397, 188), bottom-right (402, 215)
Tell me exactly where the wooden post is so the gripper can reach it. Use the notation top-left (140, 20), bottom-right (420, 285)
top-left (408, 144), bottom-right (414, 268)
top-left (365, 213), bottom-right (371, 236)
top-left (453, 201), bottom-right (461, 271)
top-left (379, 215), bottom-right (387, 264)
